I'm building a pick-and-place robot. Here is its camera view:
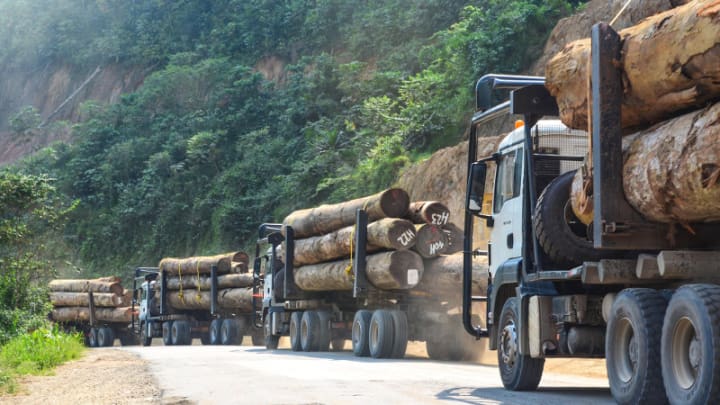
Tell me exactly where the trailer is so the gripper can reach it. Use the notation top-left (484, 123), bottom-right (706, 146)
top-left (461, 23), bottom-right (720, 404)
top-left (56, 291), bottom-right (139, 347)
top-left (132, 266), bottom-right (263, 346)
top-left (254, 216), bottom-right (478, 360)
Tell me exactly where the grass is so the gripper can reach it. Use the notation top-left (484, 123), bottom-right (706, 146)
top-left (0, 326), bottom-right (84, 394)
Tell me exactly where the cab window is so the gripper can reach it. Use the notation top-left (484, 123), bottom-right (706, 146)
top-left (493, 149), bottom-right (522, 213)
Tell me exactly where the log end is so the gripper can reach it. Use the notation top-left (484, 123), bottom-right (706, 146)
top-left (380, 188), bottom-right (410, 218)
top-left (388, 250), bottom-right (425, 289)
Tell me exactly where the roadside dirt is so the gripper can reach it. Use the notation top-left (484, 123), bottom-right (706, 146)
top-left (0, 348), bottom-right (163, 405)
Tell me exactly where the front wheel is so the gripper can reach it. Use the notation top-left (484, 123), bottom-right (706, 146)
top-left (662, 285), bottom-right (720, 405)
top-left (140, 322), bottom-right (152, 346)
top-left (497, 298), bottom-right (544, 391)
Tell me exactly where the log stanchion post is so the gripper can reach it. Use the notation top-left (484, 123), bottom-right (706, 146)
top-left (210, 265), bottom-right (218, 315)
top-left (353, 210), bottom-right (369, 298)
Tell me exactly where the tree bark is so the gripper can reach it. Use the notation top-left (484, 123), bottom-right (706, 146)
top-left (622, 102), bottom-right (720, 223)
top-left (48, 279), bottom-right (123, 296)
top-left (546, 0), bottom-right (720, 131)
top-left (406, 201), bottom-right (450, 225)
top-left (282, 188), bottom-right (410, 238)
top-left (415, 254), bottom-right (488, 296)
top-left (49, 292), bottom-right (123, 307)
top-left (412, 224), bottom-right (449, 258)
top-left (159, 253), bottom-right (235, 274)
top-left (166, 288), bottom-right (253, 312)
top-left (294, 250), bottom-right (424, 291)
top-left (165, 273), bottom-right (254, 290)
top-left (292, 218), bottom-right (417, 266)
top-left (50, 306), bottom-right (133, 323)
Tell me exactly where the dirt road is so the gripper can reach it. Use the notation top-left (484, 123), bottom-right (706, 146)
top-left (124, 344), bottom-right (612, 405)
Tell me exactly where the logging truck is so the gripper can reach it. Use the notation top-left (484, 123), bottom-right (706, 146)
top-left (132, 266), bottom-right (263, 346)
top-left (48, 277), bottom-right (138, 347)
top-left (462, 22), bottom-right (720, 405)
top-left (254, 214), bottom-right (479, 360)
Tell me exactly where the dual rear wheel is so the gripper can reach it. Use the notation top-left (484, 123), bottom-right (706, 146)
top-left (605, 285), bottom-right (720, 405)
top-left (352, 309), bottom-right (408, 359)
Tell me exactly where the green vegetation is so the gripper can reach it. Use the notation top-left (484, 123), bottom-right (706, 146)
top-left (2, 0), bottom-right (583, 276)
top-left (0, 327), bottom-right (84, 393)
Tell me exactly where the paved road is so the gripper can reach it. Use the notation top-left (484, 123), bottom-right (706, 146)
top-left (123, 345), bottom-right (612, 405)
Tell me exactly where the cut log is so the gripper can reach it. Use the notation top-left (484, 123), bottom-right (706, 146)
top-left (412, 224), bottom-right (449, 258)
top-left (282, 188), bottom-right (410, 238)
top-left (406, 201), bottom-right (450, 225)
top-left (573, 102), bottom-right (720, 223)
top-left (546, 0), bottom-right (720, 130)
top-left (159, 253), bottom-right (237, 274)
top-left (49, 292), bottom-right (123, 307)
top-left (415, 253), bottom-right (488, 296)
top-left (48, 279), bottom-right (123, 296)
top-left (165, 273), bottom-right (254, 290)
top-left (294, 250), bottom-right (424, 291)
top-left (166, 288), bottom-right (252, 312)
top-left (50, 306), bottom-right (133, 323)
top-left (441, 223), bottom-right (464, 255)
top-left (292, 218), bottom-right (417, 266)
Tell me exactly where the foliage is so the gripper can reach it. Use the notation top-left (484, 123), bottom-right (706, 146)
top-left (8, 106), bottom-right (41, 135)
top-left (0, 326), bottom-right (84, 394)
top-left (0, 172), bottom-right (75, 344)
top-left (4, 0), bottom-right (582, 274)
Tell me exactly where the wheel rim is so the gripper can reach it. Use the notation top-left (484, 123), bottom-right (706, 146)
top-left (369, 319), bottom-right (379, 350)
top-left (612, 317), bottom-right (637, 383)
top-left (671, 316), bottom-right (699, 390)
top-left (211, 323), bottom-right (218, 342)
top-left (301, 319), bottom-right (308, 343)
top-left (221, 324), bottom-right (228, 342)
top-left (563, 200), bottom-right (590, 241)
top-left (352, 319), bottom-right (361, 348)
top-left (290, 319), bottom-right (298, 343)
top-left (500, 320), bottom-right (518, 368)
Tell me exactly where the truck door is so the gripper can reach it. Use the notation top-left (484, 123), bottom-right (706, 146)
top-left (489, 147), bottom-right (523, 276)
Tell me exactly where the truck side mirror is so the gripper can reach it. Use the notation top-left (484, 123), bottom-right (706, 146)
top-left (467, 162), bottom-right (487, 215)
top-left (466, 161), bottom-right (494, 225)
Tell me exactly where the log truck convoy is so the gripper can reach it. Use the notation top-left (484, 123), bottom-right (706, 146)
top-left (462, 17), bottom-right (720, 405)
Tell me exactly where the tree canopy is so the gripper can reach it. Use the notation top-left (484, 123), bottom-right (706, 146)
top-left (3, 0), bottom-right (582, 275)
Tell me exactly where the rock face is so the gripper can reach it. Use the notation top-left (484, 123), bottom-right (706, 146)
top-left (396, 136), bottom-right (502, 248)
top-left (0, 63), bottom-right (147, 164)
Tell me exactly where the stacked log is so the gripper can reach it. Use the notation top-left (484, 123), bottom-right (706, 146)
top-left (544, 0), bottom-right (720, 226)
top-left (159, 252), bottom-right (254, 311)
top-left (285, 189), bottom-right (427, 291)
top-left (415, 253), bottom-right (489, 297)
top-left (404, 201), bottom-right (463, 258)
top-left (49, 277), bottom-right (132, 323)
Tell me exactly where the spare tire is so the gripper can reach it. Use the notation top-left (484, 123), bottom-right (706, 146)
top-left (534, 171), bottom-right (610, 267)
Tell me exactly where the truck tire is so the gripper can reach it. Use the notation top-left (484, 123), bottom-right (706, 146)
top-left (300, 310), bottom-right (321, 352)
top-left (498, 298), bottom-right (544, 391)
top-left (330, 339), bottom-right (346, 352)
top-left (352, 310), bottom-right (372, 357)
top-left (119, 331), bottom-right (139, 346)
top-left (172, 320), bottom-right (191, 345)
top-left (389, 310), bottom-right (408, 359)
top-left (316, 311), bottom-right (332, 352)
top-left (264, 315), bottom-right (280, 350)
top-left (251, 332), bottom-right (264, 346)
top-left (162, 321), bottom-right (174, 346)
top-left (426, 339), bottom-right (448, 360)
top-left (606, 289), bottom-right (668, 404)
top-left (369, 310), bottom-right (395, 359)
top-left (534, 171), bottom-right (609, 267)
top-left (97, 327), bottom-right (114, 347)
top-left (661, 284), bottom-right (720, 405)
top-left (87, 328), bottom-right (98, 347)
top-left (289, 311), bottom-right (303, 352)
top-left (209, 319), bottom-right (222, 345)
top-left (221, 319), bottom-right (242, 345)
top-left (200, 332), bottom-right (211, 345)
top-left (140, 322), bottom-right (152, 346)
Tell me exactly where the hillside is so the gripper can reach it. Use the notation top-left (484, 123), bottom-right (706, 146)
top-left (0, 0), bottom-right (682, 276)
